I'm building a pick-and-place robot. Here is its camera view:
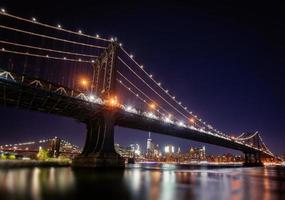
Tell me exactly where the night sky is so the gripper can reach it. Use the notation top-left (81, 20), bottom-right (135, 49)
top-left (0, 1), bottom-right (284, 155)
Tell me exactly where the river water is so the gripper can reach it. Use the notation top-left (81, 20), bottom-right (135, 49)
top-left (0, 163), bottom-right (284, 200)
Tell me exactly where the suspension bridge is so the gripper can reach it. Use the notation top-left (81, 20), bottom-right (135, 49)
top-left (0, 9), bottom-right (280, 167)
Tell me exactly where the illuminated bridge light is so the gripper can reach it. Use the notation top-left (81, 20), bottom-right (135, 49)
top-left (125, 105), bottom-right (137, 114)
top-left (163, 116), bottom-right (173, 124)
top-left (144, 112), bottom-right (158, 120)
top-left (32, 17), bottom-right (37, 22)
top-left (88, 95), bottom-right (102, 104)
top-left (149, 103), bottom-right (156, 110)
top-left (1, 8), bottom-right (6, 13)
top-left (178, 121), bottom-right (186, 127)
top-left (106, 96), bottom-right (120, 107)
top-left (80, 79), bottom-right (88, 87)
top-left (57, 24), bottom-right (62, 28)
top-left (88, 95), bottom-right (95, 101)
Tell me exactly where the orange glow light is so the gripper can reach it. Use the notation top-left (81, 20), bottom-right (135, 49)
top-left (107, 96), bottom-right (119, 107)
top-left (189, 118), bottom-right (195, 123)
top-left (81, 79), bottom-right (88, 86)
top-left (149, 103), bottom-right (156, 110)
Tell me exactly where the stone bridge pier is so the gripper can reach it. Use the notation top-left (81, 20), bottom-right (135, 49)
top-left (72, 111), bottom-right (125, 168)
top-left (243, 152), bottom-right (263, 167)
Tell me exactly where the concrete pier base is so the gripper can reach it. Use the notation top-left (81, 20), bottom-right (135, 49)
top-left (72, 152), bottom-right (125, 168)
top-left (243, 152), bottom-right (264, 167)
top-left (72, 111), bottom-right (125, 168)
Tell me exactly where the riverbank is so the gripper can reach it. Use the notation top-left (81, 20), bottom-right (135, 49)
top-left (0, 160), bottom-right (71, 168)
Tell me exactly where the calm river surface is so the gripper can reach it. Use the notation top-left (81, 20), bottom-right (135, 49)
top-left (0, 163), bottom-right (284, 200)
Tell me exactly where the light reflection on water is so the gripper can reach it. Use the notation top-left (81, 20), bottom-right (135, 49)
top-left (0, 164), bottom-right (284, 200)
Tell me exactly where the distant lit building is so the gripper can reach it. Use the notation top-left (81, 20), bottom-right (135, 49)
top-left (128, 144), bottom-right (141, 157)
top-left (145, 132), bottom-right (161, 160)
top-left (115, 144), bottom-right (129, 157)
top-left (189, 146), bottom-right (206, 161)
top-left (164, 144), bottom-right (175, 154)
top-left (115, 143), bottom-right (141, 159)
top-left (49, 137), bottom-right (61, 158)
top-left (146, 132), bottom-right (154, 157)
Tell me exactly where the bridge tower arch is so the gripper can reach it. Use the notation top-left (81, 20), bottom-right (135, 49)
top-left (91, 42), bottom-right (118, 99)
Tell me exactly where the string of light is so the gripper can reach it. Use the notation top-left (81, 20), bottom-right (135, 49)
top-left (116, 78), bottom-right (163, 116)
top-left (0, 40), bottom-right (98, 58)
top-left (0, 25), bottom-right (107, 49)
top-left (235, 131), bottom-right (259, 141)
top-left (1, 48), bottom-right (93, 63)
top-left (0, 10), bottom-right (112, 42)
top-left (236, 132), bottom-right (246, 139)
top-left (257, 134), bottom-right (274, 155)
top-left (120, 46), bottom-right (224, 135)
top-left (118, 56), bottom-right (199, 126)
top-left (117, 70), bottom-right (184, 123)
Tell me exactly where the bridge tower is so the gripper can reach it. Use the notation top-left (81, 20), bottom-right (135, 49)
top-left (72, 42), bottom-right (125, 168)
top-left (242, 132), bottom-right (263, 167)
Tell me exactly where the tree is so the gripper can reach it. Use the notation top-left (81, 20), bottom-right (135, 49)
top-left (37, 148), bottom-right (50, 160)
top-left (8, 154), bottom-right (16, 160)
top-left (1, 154), bottom-right (7, 160)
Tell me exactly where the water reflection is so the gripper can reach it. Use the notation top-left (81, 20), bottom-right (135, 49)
top-left (0, 164), bottom-right (284, 200)
top-left (0, 167), bottom-right (75, 200)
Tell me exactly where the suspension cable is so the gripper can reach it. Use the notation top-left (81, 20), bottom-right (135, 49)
top-left (236, 132), bottom-right (246, 139)
top-left (0, 25), bottom-right (107, 49)
top-left (0, 40), bottom-right (98, 58)
top-left (258, 134), bottom-right (274, 155)
top-left (118, 56), bottom-right (196, 124)
top-left (235, 131), bottom-right (259, 141)
top-left (120, 47), bottom-right (223, 135)
top-left (1, 48), bottom-right (93, 63)
top-left (0, 11), bottom-right (111, 42)
top-left (117, 70), bottom-right (183, 123)
top-left (116, 78), bottom-right (163, 116)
